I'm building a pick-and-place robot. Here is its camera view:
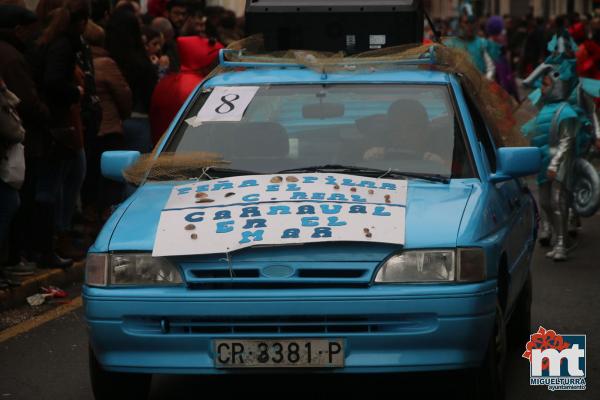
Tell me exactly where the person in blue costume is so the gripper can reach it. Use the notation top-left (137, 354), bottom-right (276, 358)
top-left (444, 0), bottom-right (496, 81)
top-left (547, 17), bottom-right (579, 64)
top-left (522, 59), bottom-right (582, 261)
top-left (527, 24), bottom-right (600, 235)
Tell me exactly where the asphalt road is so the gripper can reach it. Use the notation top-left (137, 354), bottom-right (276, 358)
top-left (1, 217), bottom-right (599, 399)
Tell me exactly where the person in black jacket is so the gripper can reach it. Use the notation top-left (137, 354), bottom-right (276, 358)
top-left (0, 4), bottom-right (51, 277)
top-left (32, 0), bottom-right (91, 268)
top-left (106, 5), bottom-right (158, 154)
top-left (0, 78), bottom-right (26, 288)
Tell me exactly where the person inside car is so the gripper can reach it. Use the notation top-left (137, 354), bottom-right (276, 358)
top-left (363, 99), bottom-right (446, 166)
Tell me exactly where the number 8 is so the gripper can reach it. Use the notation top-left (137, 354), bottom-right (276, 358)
top-left (257, 343), bottom-right (269, 363)
top-left (288, 343), bottom-right (300, 363)
top-left (215, 94), bottom-right (240, 114)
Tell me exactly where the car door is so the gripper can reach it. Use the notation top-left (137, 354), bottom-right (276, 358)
top-left (462, 91), bottom-right (531, 309)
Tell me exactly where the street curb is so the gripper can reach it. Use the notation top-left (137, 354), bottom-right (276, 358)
top-left (0, 262), bottom-right (84, 311)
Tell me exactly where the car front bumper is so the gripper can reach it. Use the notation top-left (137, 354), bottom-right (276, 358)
top-left (84, 281), bottom-right (496, 374)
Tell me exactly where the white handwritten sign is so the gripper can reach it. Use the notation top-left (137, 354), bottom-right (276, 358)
top-left (193, 86), bottom-right (260, 124)
top-left (153, 173), bottom-right (407, 256)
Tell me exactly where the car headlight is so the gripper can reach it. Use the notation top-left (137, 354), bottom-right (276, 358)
top-left (374, 250), bottom-right (455, 283)
top-left (85, 253), bottom-right (183, 287)
top-left (374, 248), bottom-right (487, 283)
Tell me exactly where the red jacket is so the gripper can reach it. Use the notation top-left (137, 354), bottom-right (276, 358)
top-left (576, 40), bottom-right (600, 80)
top-left (150, 36), bottom-right (223, 145)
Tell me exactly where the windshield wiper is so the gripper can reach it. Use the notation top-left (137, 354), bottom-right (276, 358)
top-left (279, 164), bottom-right (385, 175)
top-left (196, 167), bottom-right (262, 178)
top-left (278, 165), bottom-right (449, 183)
top-left (392, 171), bottom-right (450, 184)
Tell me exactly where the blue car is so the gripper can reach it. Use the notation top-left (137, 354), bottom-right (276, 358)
top-left (84, 50), bottom-right (541, 399)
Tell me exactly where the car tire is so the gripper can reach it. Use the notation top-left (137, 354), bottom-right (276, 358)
top-left (89, 345), bottom-right (152, 400)
top-left (508, 271), bottom-right (532, 349)
top-left (467, 300), bottom-right (507, 400)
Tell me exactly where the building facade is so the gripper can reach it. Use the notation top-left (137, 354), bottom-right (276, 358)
top-left (209, 1), bottom-right (600, 18)
top-left (207, 0), bottom-right (245, 15)
top-left (426, 0), bottom-right (597, 18)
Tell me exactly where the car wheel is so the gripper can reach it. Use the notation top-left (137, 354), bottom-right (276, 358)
top-left (467, 300), bottom-right (507, 400)
top-left (89, 345), bottom-right (152, 400)
top-left (508, 271), bottom-right (532, 349)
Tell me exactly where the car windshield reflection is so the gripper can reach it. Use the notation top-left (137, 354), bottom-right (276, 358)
top-left (165, 84), bottom-right (475, 179)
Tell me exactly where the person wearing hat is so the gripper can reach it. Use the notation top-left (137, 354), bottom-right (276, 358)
top-left (445, 1), bottom-right (496, 81)
top-left (0, 4), bottom-right (50, 279)
top-left (486, 15), bottom-right (519, 100)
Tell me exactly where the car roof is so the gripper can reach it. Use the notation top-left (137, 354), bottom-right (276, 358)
top-left (205, 68), bottom-right (452, 87)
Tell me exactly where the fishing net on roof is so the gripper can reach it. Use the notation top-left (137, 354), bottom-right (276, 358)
top-left (213, 35), bottom-right (531, 146)
top-left (208, 34), bottom-right (434, 75)
top-left (124, 152), bottom-right (230, 186)
top-left (127, 35), bottom-right (531, 185)
top-left (431, 45), bottom-right (532, 148)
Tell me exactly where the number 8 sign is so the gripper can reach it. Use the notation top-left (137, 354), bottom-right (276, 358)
top-left (215, 94), bottom-right (241, 114)
top-left (193, 86), bottom-right (260, 123)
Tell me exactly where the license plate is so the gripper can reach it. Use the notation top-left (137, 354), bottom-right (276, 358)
top-left (214, 339), bottom-right (344, 368)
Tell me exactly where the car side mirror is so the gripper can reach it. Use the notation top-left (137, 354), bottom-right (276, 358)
top-left (101, 151), bottom-right (141, 183)
top-left (489, 147), bottom-right (541, 183)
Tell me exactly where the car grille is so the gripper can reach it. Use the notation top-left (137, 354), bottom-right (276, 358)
top-left (181, 264), bottom-right (374, 289)
top-left (123, 315), bottom-right (435, 336)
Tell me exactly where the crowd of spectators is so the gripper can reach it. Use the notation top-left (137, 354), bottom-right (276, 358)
top-left (426, 11), bottom-right (600, 82)
top-left (0, 0), bottom-right (242, 286)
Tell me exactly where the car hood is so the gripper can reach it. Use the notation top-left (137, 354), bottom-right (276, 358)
top-left (107, 181), bottom-right (473, 261)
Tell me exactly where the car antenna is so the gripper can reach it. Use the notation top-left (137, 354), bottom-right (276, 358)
top-left (424, 8), bottom-right (442, 43)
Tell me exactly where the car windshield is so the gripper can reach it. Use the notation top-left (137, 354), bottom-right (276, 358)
top-left (164, 84), bottom-right (475, 179)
